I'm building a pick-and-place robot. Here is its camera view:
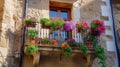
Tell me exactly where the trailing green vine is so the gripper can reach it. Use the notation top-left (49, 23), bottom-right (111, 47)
top-left (95, 45), bottom-right (106, 67)
top-left (80, 45), bottom-right (89, 55)
top-left (25, 45), bottom-right (38, 55)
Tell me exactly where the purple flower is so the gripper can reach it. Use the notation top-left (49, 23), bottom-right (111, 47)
top-left (64, 20), bottom-right (76, 31)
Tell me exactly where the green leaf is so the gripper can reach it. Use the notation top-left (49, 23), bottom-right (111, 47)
top-left (28, 30), bottom-right (38, 38)
top-left (26, 45), bottom-right (38, 55)
top-left (80, 45), bottom-right (89, 54)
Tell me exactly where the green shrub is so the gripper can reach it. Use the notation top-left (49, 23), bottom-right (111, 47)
top-left (80, 45), bottom-right (89, 54)
top-left (40, 18), bottom-right (52, 26)
top-left (26, 45), bottom-right (38, 55)
top-left (95, 45), bottom-right (106, 67)
top-left (28, 30), bottom-right (38, 38)
top-left (51, 19), bottom-right (65, 30)
top-left (23, 18), bottom-right (34, 23)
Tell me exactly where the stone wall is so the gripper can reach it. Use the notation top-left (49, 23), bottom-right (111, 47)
top-left (27, 0), bottom-right (49, 21)
top-left (0, 0), bottom-right (24, 67)
top-left (80, 0), bottom-right (102, 22)
top-left (0, 0), bottom-right (15, 66)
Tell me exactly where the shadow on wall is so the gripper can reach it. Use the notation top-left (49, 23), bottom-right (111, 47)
top-left (3, 27), bottom-right (22, 67)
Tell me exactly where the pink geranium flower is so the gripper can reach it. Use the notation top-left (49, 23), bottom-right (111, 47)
top-left (76, 21), bottom-right (89, 33)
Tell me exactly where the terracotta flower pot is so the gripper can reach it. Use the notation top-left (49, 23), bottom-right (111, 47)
top-left (51, 40), bottom-right (58, 46)
top-left (29, 38), bottom-right (36, 44)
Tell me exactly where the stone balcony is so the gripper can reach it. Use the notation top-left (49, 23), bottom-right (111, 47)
top-left (23, 45), bottom-right (95, 67)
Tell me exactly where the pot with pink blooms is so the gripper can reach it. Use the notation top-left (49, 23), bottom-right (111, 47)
top-left (76, 21), bottom-right (89, 34)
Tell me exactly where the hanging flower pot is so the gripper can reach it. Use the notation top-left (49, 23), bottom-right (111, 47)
top-left (40, 18), bottom-right (52, 29)
top-left (90, 20), bottom-right (105, 37)
top-left (24, 18), bottom-right (36, 27)
top-left (51, 19), bottom-right (65, 31)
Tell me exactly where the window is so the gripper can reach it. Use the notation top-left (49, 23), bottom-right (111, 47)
top-left (50, 1), bottom-right (72, 21)
top-left (49, 1), bottom-right (72, 39)
top-left (50, 10), bottom-right (57, 18)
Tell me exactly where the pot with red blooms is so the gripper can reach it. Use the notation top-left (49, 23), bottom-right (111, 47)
top-left (90, 20), bottom-right (105, 37)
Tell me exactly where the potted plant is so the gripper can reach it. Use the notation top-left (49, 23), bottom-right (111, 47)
top-left (41, 38), bottom-right (51, 46)
top-left (76, 21), bottom-right (89, 33)
top-left (51, 19), bottom-right (65, 31)
top-left (61, 42), bottom-right (72, 55)
top-left (28, 30), bottom-right (38, 43)
top-left (40, 18), bottom-right (52, 28)
top-left (51, 39), bottom-right (58, 46)
top-left (23, 18), bottom-right (36, 27)
top-left (90, 20), bottom-right (105, 37)
top-left (25, 45), bottom-right (38, 56)
top-left (64, 20), bottom-right (76, 31)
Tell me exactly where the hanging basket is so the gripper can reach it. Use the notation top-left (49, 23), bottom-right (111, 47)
top-left (26, 22), bottom-right (36, 27)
